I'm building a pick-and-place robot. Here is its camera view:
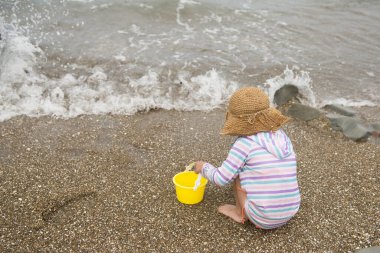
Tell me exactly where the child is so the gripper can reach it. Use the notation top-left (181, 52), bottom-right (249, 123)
top-left (194, 87), bottom-right (300, 229)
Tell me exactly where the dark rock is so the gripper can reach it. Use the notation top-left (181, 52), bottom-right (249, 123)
top-left (274, 84), bottom-right (299, 106)
top-left (323, 104), bottom-right (356, 117)
top-left (369, 122), bottom-right (380, 138)
top-left (355, 246), bottom-right (380, 253)
top-left (370, 122), bottom-right (380, 132)
top-left (286, 103), bottom-right (322, 121)
top-left (327, 114), bottom-right (371, 141)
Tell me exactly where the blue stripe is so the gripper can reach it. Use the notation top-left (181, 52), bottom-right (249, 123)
top-left (255, 135), bottom-right (262, 146)
top-left (264, 133), bottom-right (271, 145)
top-left (246, 162), bottom-right (297, 170)
top-left (247, 192), bottom-right (300, 199)
top-left (246, 151), bottom-right (268, 159)
top-left (230, 150), bottom-right (245, 161)
top-left (222, 161), bottom-right (236, 174)
top-left (222, 163), bottom-right (236, 174)
top-left (215, 170), bottom-right (228, 185)
top-left (239, 138), bottom-right (251, 148)
top-left (241, 166), bottom-right (255, 172)
top-left (264, 132), bottom-right (269, 141)
top-left (216, 169), bottom-right (229, 183)
top-left (209, 169), bottom-right (217, 184)
top-left (241, 178), bottom-right (297, 185)
top-left (216, 176), bottom-right (225, 185)
top-left (247, 213), bottom-right (287, 229)
top-left (273, 145), bottom-right (282, 158)
top-left (259, 206), bottom-right (299, 214)
top-left (248, 205), bottom-right (294, 221)
top-left (259, 137), bottom-right (267, 150)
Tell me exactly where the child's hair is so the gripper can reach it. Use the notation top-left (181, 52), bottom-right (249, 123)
top-left (220, 87), bottom-right (289, 136)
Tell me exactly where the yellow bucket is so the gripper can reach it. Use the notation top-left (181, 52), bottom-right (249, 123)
top-left (173, 171), bottom-right (208, 205)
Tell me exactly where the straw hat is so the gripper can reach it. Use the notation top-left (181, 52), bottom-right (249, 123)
top-left (220, 87), bottom-right (290, 136)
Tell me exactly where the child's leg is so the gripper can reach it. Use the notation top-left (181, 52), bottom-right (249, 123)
top-left (234, 176), bottom-right (247, 220)
top-left (218, 176), bottom-right (247, 223)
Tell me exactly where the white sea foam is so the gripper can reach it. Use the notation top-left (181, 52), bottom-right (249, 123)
top-left (0, 28), bottom-right (48, 121)
top-left (0, 27), bottom-right (375, 123)
top-left (113, 55), bottom-right (127, 62)
top-left (261, 67), bottom-right (377, 109)
top-left (0, 27), bottom-right (238, 122)
top-left (67, 0), bottom-right (94, 3)
top-left (0, 23), bottom-right (238, 122)
top-left (320, 98), bottom-right (376, 108)
top-left (176, 0), bottom-right (200, 31)
top-left (262, 66), bottom-right (316, 107)
top-left (0, 31), bottom-right (43, 84)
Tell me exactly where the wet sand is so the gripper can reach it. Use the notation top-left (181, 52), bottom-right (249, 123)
top-left (0, 110), bottom-right (379, 252)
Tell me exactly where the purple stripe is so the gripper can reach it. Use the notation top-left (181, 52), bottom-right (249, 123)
top-left (246, 136), bottom-right (259, 146)
top-left (258, 201), bottom-right (301, 209)
top-left (258, 137), bottom-right (266, 150)
top-left (283, 133), bottom-right (289, 152)
top-left (251, 146), bottom-right (264, 152)
top-left (263, 221), bottom-right (288, 229)
top-left (247, 158), bottom-right (296, 166)
top-left (216, 169), bottom-right (229, 182)
top-left (232, 146), bottom-right (247, 157)
top-left (247, 187), bottom-right (299, 194)
top-left (242, 173), bottom-right (297, 180)
top-left (271, 132), bottom-right (276, 146)
top-left (225, 159), bottom-right (239, 170)
top-left (246, 136), bottom-right (254, 142)
top-left (251, 219), bottom-right (288, 229)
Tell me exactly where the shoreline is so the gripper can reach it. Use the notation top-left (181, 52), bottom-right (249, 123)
top-left (0, 110), bottom-right (379, 252)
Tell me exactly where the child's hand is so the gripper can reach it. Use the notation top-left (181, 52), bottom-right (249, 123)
top-left (194, 161), bottom-right (205, 174)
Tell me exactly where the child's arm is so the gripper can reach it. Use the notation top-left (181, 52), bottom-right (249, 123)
top-left (196, 138), bottom-right (251, 186)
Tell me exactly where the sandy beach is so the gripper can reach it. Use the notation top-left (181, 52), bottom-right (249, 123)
top-left (0, 109), bottom-right (379, 252)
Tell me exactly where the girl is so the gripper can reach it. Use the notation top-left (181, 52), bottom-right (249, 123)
top-left (194, 87), bottom-right (300, 229)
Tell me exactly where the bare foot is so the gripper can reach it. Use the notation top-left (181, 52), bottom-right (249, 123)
top-left (217, 204), bottom-right (244, 223)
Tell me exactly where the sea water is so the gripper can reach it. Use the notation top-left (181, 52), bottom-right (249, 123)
top-left (0, 0), bottom-right (379, 122)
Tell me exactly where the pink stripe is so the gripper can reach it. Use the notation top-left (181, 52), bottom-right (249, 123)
top-left (220, 169), bottom-right (234, 179)
top-left (258, 201), bottom-right (301, 209)
top-left (251, 196), bottom-right (301, 206)
top-left (251, 147), bottom-right (264, 152)
top-left (247, 207), bottom-right (290, 225)
top-left (251, 158), bottom-right (296, 166)
top-left (251, 202), bottom-right (299, 218)
top-left (243, 172), bottom-right (296, 180)
top-left (246, 154), bottom-right (280, 162)
top-left (224, 159), bottom-right (238, 170)
top-left (228, 155), bottom-right (242, 165)
top-left (242, 182), bottom-right (299, 191)
top-left (232, 146), bottom-right (247, 157)
top-left (248, 187), bottom-right (299, 194)
top-left (250, 205), bottom-right (296, 220)
top-left (246, 160), bottom-right (296, 167)
top-left (234, 141), bottom-right (250, 151)
top-left (215, 170), bottom-right (229, 182)
top-left (253, 209), bottom-right (298, 219)
top-left (240, 167), bottom-right (297, 178)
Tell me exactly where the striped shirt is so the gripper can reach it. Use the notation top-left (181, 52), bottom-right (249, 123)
top-left (201, 129), bottom-right (300, 229)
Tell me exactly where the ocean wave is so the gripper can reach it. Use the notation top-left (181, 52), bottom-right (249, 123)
top-left (0, 28), bottom-right (238, 122)
top-left (262, 66), bottom-right (316, 107)
top-left (2, 27), bottom-right (375, 123)
top-left (320, 98), bottom-right (376, 108)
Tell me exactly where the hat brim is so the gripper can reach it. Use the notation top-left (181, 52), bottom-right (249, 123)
top-left (220, 108), bottom-right (290, 136)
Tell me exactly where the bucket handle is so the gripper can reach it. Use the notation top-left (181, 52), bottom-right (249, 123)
top-left (184, 162), bottom-right (202, 191)
top-left (184, 162), bottom-right (195, 172)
